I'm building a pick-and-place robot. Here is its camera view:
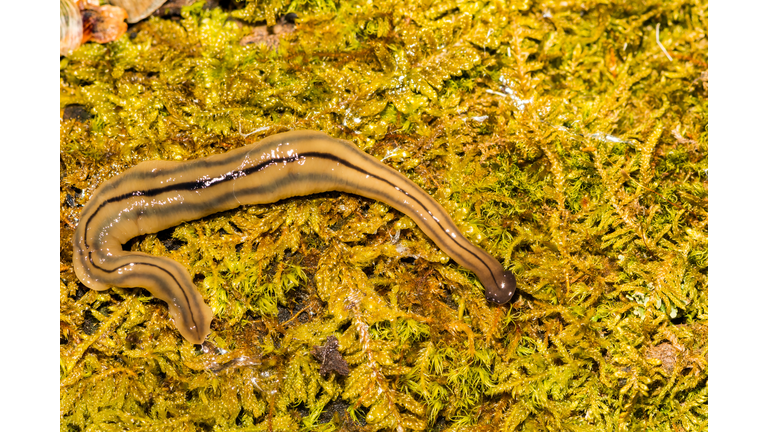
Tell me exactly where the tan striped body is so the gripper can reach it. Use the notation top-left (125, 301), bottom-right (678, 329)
top-left (73, 130), bottom-right (516, 343)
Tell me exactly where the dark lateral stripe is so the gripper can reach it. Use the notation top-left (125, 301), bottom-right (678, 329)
top-left (84, 151), bottom-right (499, 288)
top-left (82, 151), bottom-right (299, 248)
top-left (96, 131), bottom-right (328, 192)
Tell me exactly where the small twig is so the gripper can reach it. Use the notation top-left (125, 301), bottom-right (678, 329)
top-left (656, 23), bottom-right (673, 62)
top-left (238, 121), bottom-right (270, 138)
top-left (281, 305), bottom-right (310, 327)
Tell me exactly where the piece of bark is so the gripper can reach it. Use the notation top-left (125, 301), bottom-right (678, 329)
top-left (311, 336), bottom-right (350, 377)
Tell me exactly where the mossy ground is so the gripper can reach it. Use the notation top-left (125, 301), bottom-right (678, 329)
top-left (60, 0), bottom-right (708, 430)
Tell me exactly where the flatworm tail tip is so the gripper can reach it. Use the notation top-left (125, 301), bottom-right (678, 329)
top-left (171, 302), bottom-right (214, 345)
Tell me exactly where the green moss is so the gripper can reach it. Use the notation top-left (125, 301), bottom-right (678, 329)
top-left (60, 0), bottom-right (708, 430)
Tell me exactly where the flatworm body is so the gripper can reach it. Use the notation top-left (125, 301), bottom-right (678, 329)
top-left (73, 130), bottom-right (516, 343)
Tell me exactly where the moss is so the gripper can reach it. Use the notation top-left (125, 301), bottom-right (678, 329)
top-left (60, 0), bottom-right (708, 430)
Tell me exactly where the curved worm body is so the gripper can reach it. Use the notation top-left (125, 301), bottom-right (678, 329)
top-left (73, 130), bottom-right (516, 343)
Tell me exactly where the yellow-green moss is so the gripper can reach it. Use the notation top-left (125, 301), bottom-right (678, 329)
top-left (60, 0), bottom-right (708, 430)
